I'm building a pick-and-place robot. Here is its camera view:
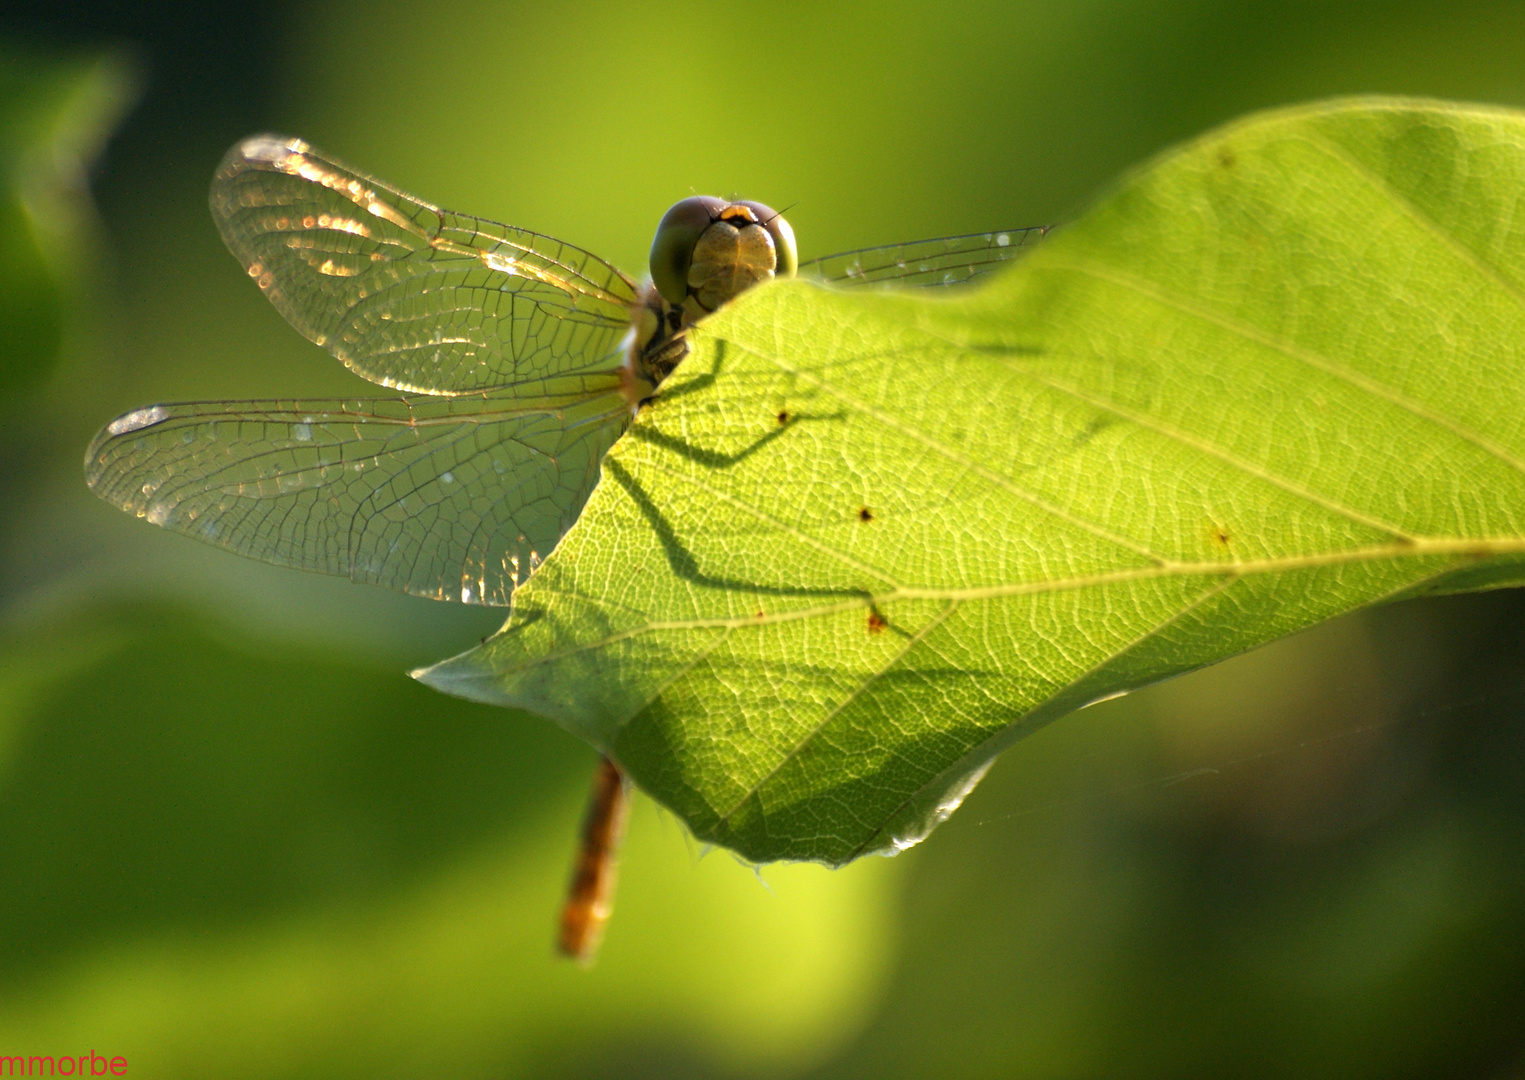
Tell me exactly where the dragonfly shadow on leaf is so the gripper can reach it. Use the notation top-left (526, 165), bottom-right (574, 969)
top-left (604, 459), bottom-right (870, 600)
top-left (960, 341), bottom-right (1046, 357)
top-left (646, 338), bottom-right (732, 403)
top-left (635, 341), bottom-right (846, 468)
top-left (963, 341), bottom-right (1149, 457)
top-left (627, 405), bottom-right (844, 470)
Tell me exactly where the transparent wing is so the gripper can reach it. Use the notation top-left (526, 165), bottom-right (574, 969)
top-left (85, 382), bottom-right (633, 605)
top-left (801, 226), bottom-right (1049, 287)
top-left (210, 135), bottom-right (640, 396)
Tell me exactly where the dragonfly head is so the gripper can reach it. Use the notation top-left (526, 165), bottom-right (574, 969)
top-left (649, 196), bottom-right (797, 320)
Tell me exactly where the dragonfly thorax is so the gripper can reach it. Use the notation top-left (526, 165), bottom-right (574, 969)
top-left (627, 283), bottom-right (687, 394)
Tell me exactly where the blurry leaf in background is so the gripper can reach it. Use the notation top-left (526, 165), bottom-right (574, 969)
top-left (424, 99), bottom-right (1525, 865)
top-left (0, 601), bottom-right (897, 1077)
top-left (0, 45), bottom-right (134, 404)
top-left (0, 193), bottom-right (58, 401)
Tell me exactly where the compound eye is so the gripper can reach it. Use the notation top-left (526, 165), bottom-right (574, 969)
top-left (735, 200), bottom-right (797, 278)
top-left (650, 196), bottom-right (727, 305)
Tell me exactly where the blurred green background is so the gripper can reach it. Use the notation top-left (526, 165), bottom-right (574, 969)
top-left (3, 1), bottom-right (1525, 1076)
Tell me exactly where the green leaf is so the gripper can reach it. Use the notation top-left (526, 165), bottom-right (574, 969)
top-left (0, 46), bottom-right (135, 403)
top-left (418, 98), bottom-right (1525, 865)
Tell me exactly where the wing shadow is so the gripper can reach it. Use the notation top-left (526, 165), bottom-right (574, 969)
top-left (604, 459), bottom-right (872, 600)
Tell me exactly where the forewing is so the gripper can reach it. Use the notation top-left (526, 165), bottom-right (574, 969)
top-left (210, 135), bottom-right (640, 395)
top-left (85, 386), bottom-right (633, 605)
top-left (801, 226), bottom-right (1049, 287)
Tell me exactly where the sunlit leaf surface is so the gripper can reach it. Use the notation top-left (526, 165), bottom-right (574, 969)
top-left (420, 100), bottom-right (1525, 864)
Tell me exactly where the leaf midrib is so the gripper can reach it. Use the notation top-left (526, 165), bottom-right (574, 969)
top-left (471, 536), bottom-right (1519, 682)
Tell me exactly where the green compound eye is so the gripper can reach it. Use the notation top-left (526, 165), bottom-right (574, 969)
top-left (650, 196), bottom-right (726, 306)
top-left (649, 197), bottom-right (797, 310)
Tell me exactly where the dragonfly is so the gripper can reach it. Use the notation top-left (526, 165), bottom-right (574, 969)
top-left (84, 134), bottom-right (1048, 961)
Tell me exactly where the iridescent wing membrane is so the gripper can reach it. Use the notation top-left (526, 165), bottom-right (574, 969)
top-left (213, 135), bottom-right (640, 394)
top-left (86, 136), bottom-right (640, 606)
top-left (88, 393), bottom-right (630, 606)
top-left (801, 225), bottom-right (1049, 287)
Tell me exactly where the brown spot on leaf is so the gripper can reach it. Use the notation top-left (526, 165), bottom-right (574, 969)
top-left (858, 506), bottom-right (873, 522)
top-left (867, 612), bottom-right (887, 634)
top-left (777, 410), bottom-right (790, 425)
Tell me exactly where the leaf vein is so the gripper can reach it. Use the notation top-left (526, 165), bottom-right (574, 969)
top-left (737, 342), bottom-right (1173, 567)
top-left (1049, 258), bottom-right (1525, 478)
top-left (1305, 130), bottom-right (1525, 318)
top-left (458, 538), bottom-right (1521, 677)
top-left (845, 547), bottom-right (1495, 858)
top-left (634, 453), bottom-right (905, 589)
top-left (984, 355), bottom-right (1420, 541)
top-left (713, 600), bottom-right (962, 824)
top-left (845, 573), bottom-right (1240, 859)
